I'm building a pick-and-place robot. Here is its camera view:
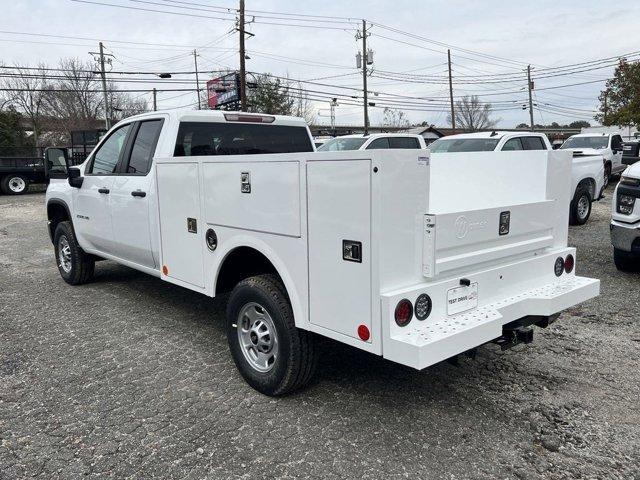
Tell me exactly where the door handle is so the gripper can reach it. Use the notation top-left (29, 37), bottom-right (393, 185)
top-left (131, 190), bottom-right (146, 198)
top-left (98, 188), bottom-right (110, 194)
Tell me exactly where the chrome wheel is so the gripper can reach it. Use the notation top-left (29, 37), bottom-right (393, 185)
top-left (8, 176), bottom-right (26, 193)
top-left (577, 194), bottom-right (590, 221)
top-left (236, 302), bottom-right (278, 373)
top-left (57, 235), bottom-right (72, 274)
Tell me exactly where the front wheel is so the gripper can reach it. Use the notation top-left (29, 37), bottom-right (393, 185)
top-left (226, 274), bottom-right (317, 396)
top-left (1, 174), bottom-right (29, 195)
top-left (569, 187), bottom-right (592, 225)
top-left (54, 221), bottom-right (95, 285)
top-left (614, 248), bottom-right (640, 272)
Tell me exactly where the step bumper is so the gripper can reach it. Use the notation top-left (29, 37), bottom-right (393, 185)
top-left (382, 273), bottom-right (599, 370)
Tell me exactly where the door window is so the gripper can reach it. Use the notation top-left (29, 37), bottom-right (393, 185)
top-left (521, 136), bottom-right (547, 150)
top-left (366, 137), bottom-right (390, 149)
top-left (389, 137), bottom-right (420, 149)
top-left (88, 124), bottom-right (132, 174)
top-left (612, 135), bottom-right (623, 151)
top-left (126, 120), bottom-right (163, 175)
top-left (502, 138), bottom-right (524, 151)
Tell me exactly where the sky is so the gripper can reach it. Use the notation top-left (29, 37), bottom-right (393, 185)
top-left (1, 0), bottom-right (640, 128)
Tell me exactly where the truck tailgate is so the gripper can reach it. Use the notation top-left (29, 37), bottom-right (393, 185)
top-left (424, 151), bottom-right (571, 278)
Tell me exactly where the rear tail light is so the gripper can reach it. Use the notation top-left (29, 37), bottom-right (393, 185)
top-left (357, 324), bottom-right (370, 341)
top-left (564, 254), bottom-right (574, 274)
top-left (394, 299), bottom-right (413, 327)
top-left (414, 294), bottom-right (432, 320)
top-left (223, 113), bottom-right (275, 123)
top-left (554, 257), bottom-right (565, 277)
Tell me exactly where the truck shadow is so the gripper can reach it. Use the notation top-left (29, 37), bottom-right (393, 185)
top-left (90, 261), bottom-right (545, 408)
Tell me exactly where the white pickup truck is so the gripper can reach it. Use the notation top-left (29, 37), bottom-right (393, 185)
top-left (317, 133), bottom-right (427, 151)
top-left (45, 110), bottom-right (599, 396)
top-left (430, 131), bottom-right (605, 225)
top-left (610, 164), bottom-right (640, 271)
top-left (561, 132), bottom-right (625, 187)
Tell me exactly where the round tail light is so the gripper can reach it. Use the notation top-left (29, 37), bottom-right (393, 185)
top-left (564, 254), bottom-right (574, 273)
top-left (357, 324), bottom-right (370, 341)
top-left (394, 299), bottom-right (413, 327)
top-left (554, 257), bottom-right (565, 277)
top-left (414, 294), bottom-right (432, 320)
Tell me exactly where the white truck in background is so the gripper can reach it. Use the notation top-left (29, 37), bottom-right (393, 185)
top-left (430, 131), bottom-right (605, 225)
top-left (45, 111), bottom-right (599, 396)
top-left (317, 133), bottom-right (427, 151)
top-left (561, 132), bottom-right (625, 187)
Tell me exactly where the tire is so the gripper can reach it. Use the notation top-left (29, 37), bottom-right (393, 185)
top-left (614, 248), bottom-right (640, 272)
top-left (569, 186), bottom-right (592, 226)
top-left (603, 163), bottom-right (612, 189)
top-left (53, 221), bottom-right (95, 285)
top-left (226, 274), bottom-right (317, 396)
top-left (1, 174), bottom-right (29, 195)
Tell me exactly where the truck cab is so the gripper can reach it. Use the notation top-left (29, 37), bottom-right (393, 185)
top-left (46, 111), bottom-right (599, 396)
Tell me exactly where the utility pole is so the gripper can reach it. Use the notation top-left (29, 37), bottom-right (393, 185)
top-left (447, 49), bottom-right (455, 131)
top-left (193, 50), bottom-right (201, 109)
top-left (94, 42), bottom-right (111, 129)
top-left (239, 0), bottom-right (247, 111)
top-left (360, 19), bottom-right (370, 135)
top-left (527, 65), bottom-right (534, 131)
top-left (152, 88), bottom-right (157, 111)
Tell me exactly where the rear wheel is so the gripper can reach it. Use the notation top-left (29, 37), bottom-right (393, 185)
top-left (54, 221), bottom-right (95, 285)
top-left (226, 274), bottom-right (317, 396)
top-left (569, 186), bottom-right (592, 225)
top-left (614, 248), bottom-right (640, 272)
top-left (1, 174), bottom-right (29, 195)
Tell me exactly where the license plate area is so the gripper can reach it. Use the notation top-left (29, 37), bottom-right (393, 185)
top-left (446, 283), bottom-right (478, 315)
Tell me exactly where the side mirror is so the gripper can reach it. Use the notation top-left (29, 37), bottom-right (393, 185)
top-left (44, 147), bottom-right (69, 179)
top-left (68, 167), bottom-right (84, 188)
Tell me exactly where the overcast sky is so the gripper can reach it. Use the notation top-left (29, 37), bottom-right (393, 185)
top-left (2, 0), bottom-right (639, 128)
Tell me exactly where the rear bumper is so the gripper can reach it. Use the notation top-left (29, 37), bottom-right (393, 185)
top-left (610, 221), bottom-right (640, 252)
top-left (381, 248), bottom-right (599, 369)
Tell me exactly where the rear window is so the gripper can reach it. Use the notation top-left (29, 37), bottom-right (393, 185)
top-left (317, 137), bottom-right (367, 151)
top-left (429, 138), bottom-right (499, 153)
top-left (174, 122), bottom-right (313, 156)
top-left (389, 137), bottom-right (421, 149)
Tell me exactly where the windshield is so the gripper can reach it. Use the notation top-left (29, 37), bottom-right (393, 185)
top-left (317, 137), bottom-right (367, 151)
top-left (561, 136), bottom-right (608, 150)
top-left (429, 137), bottom-right (499, 153)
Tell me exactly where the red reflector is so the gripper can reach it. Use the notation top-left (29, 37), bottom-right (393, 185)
top-left (357, 324), bottom-right (370, 341)
top-left (223, 113), bottom-right (275, 123)
top-left (564, 254), bottom-right (574, 273)
top-left (394, 299), bottom-right (413, 327)
top-left (162, 265), bottom-right (168, 275)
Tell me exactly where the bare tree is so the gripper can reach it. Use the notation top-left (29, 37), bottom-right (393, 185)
top-left (382, 107), bottom-right (410, 129)
top-left (447, 95), bottom-right (499, 131)
top-left (291, 82), bottom-right (316, 124)
top-left (1, 63), bottom-right (48, 146)
top-left (109, 88), bottom-right (148, 122)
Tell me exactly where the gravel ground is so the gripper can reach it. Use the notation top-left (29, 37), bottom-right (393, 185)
top-left (0, 188), bottom-right (639, 479)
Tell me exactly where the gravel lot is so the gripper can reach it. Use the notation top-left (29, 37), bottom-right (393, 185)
top-left (1, 188), bottom-right (639, 479)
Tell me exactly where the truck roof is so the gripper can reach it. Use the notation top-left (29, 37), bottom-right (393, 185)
top-left (331, 133), bottom-right (423, 139)
top-left (443, 131), bottom-right (546, 140)
top-left (118, 109), bottom-right (310, 128)
top-left (568, 132), bottom-right (614, 138)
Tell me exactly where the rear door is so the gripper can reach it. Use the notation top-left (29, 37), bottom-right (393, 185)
top-left (109, 118), bottom-right (164, 268)
top-left (73, 123), bottom-right (133, 253)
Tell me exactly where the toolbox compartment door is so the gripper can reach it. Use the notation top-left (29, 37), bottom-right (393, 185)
top-left (156, 162), bottom-right (205, 288)
top-left (307, 159), bottom-right (371, 340)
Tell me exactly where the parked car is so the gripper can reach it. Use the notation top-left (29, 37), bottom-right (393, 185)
top-left (429, 131), bottom-right (604, 226)
top-left (317, 133), bottom-right (427, 151)
top-left (560, 132), bottom-right (625, 187)
top-left (46, 111), bottom-right (599, 396)
top-left (610, 166), bottom-right (640, 271)
top-left (622, 140), bottom-right (640, 166)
